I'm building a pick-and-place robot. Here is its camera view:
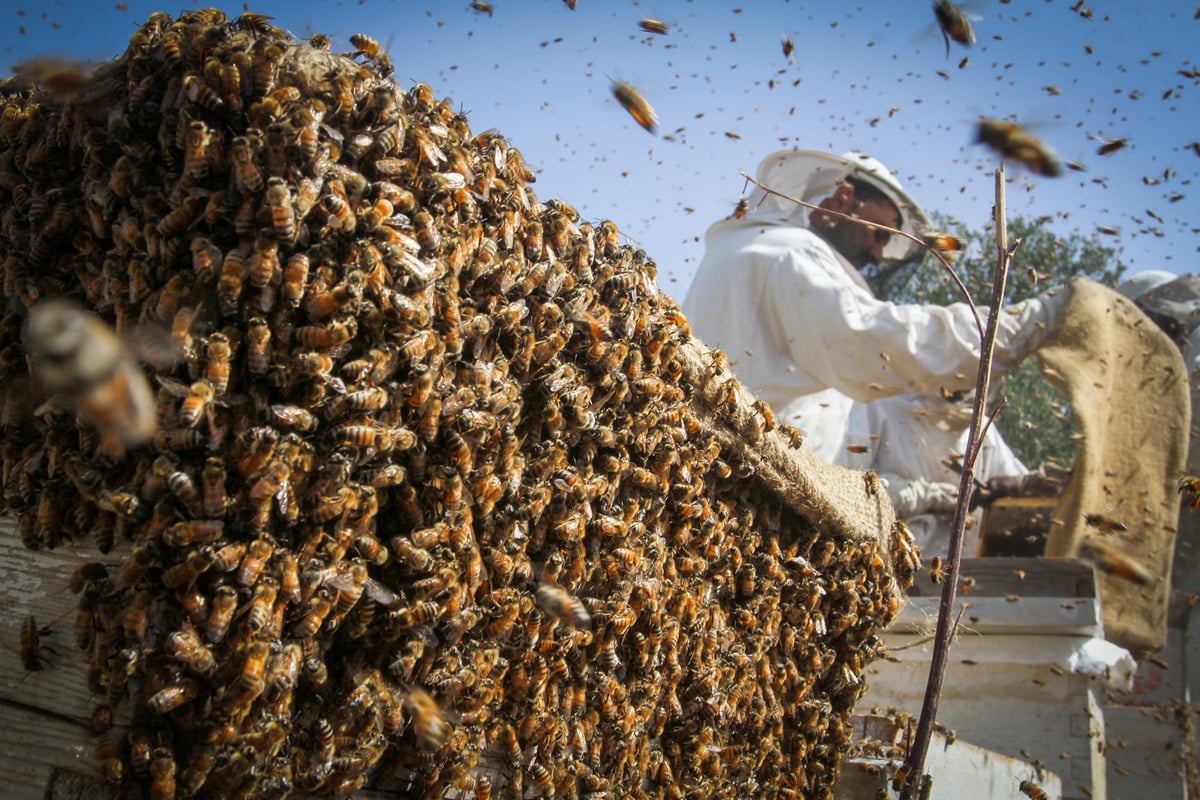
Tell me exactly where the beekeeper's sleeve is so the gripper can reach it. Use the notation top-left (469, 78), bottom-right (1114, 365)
top-left (759, 231), bottom-right (1067, 402)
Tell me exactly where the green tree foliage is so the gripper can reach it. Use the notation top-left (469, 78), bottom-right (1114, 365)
top-left (890, 214), bottom-right (1126, 468)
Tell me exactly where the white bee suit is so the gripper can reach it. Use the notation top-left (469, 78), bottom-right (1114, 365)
top-left (682, 150), bottom-right (1065, 520)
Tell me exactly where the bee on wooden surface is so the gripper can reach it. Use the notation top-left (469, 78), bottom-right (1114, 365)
top-left (1078, 538), bottom-right (1155, 586)
top-left (975, 119), bottom-right (1063, 178)
top-left (17, 614), bottom-right (54, 671)
top-left (1018, 779), bottom-right (1049, 800)
top-left (26, 300), bottom-right (158, 451)
top-left (933, 0), bottom-right (975, 57)
top-left (610, 80), bottom-right (658, 134)
top-left (95, 729), bottom-right (124, 785)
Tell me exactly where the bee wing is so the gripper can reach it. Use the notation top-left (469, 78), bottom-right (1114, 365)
top-left (365, 578), bottom-right (400, 606)
top-left (131, 324), bottom-right (181, 368)
top-left (156, 375), bottom-right (192, 398)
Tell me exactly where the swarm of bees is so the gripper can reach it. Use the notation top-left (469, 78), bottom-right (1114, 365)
top-left (0, 10), bottom-right (912, 799)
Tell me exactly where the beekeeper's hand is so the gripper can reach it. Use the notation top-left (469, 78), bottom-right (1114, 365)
top-left (882, 474), bottom-right (960, 517)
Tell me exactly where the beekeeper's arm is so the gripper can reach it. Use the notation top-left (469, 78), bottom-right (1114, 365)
top-left (762, 234), bottom-right (1068, 401)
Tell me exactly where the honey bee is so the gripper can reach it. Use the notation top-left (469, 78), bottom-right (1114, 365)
top-left (1179, 475), bottom-right (1200, 508)
top-left (280, 252), bottom-right (311, 309)
top-left (975, 119), bottom-right (1063, 178)
top-left (238, 537), bottom-right (276, 588)
top-left (929, 555), bottom-right (945, 584)
top-left (1095, 136), bottom-right (1128, 156)
top-left (922, 232), bottom-right (966, 260)
top-left (95, 730), bottom-right (124, 784)
top-left (26, 300), bottom-right (158, 451)
top-left (205, 333), bottom-right (232, 396)
top-left (295, 588), bottom-right (335, 637)
top-left (147, 678), bottom-right (201, 714)
top-left (190, 236), bottom-right (222, 282)
top-left (1083, 513), bottom-right (1128, 534)
top-left (18, 614), bottom-right (53, 671)
top-left (204, 584), bottom-right (237, 645)
top-left (406, 687), bottom-right (449, 750)
top-left (162, 546), bottom-right (216, 589)
top-left (1078, 538), bottom-right (1155, 586)
top-left (1018, 779), bottom-right (1049, 800)
top-left (933, 0), bottom-right (975, 56)
top-left (610, 80), bottom-right (657, 134)
top-left (217, 247), bottom-right (248, 317)
top-left (229, 135), bottom-right (265, 196)
top-left (296, 316), bottom-right (357, 348)
top-left (535, 582), bottom-right (592, 629)
top-left (264, 177), bottom-right (296, 242)
top-left (167, 627), bottom-right (216, 675)
top-left (183, 120), bottom-right (211, 181)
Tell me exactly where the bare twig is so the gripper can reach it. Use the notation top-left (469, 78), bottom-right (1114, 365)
top-left (738, 171), bottom-right (984, 339)
top-left (897, 164), bottom-right (1016, 800)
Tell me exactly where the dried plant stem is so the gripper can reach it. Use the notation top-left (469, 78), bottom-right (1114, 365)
top-left (897, 163), bottom-right (1016, 800)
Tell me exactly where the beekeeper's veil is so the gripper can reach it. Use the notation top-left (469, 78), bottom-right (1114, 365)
top-left (715, 149), bottom-right (933, 297)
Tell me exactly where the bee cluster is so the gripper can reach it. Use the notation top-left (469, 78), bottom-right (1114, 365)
top-left (0, 9), bottom-right (914, 799)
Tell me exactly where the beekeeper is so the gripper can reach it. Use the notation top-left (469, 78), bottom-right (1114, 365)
top-left (683, 149), bottom-right (1068, 529)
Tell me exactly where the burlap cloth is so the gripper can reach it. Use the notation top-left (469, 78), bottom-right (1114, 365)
top-left (1040, 278), bottom-right (1190, 654)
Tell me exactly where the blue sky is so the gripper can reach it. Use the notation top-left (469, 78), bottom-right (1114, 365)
top-left (3, 0), bottom-right (1197, 298)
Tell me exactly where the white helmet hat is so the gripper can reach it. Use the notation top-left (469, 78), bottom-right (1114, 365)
top-left (1115, 270), bottom-right (1175, 301)
top-left (745, 149), bottom-right (933, 264)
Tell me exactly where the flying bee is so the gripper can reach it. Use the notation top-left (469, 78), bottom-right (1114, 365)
top-left (1078, 538), bottom-right (1155, 586)
top-left (922, 232), bottom-right (966, 261)
top-left (610, 80), bottom-right (658, 134)
top-left (534, 582), bottom-right (591, 629)
top-left (26, 300), bottom-right (158, 451)
top-left (1095, 136), bottom-right (1128, 156)
top-left (1084, 513), bottom-right (1128, 534)
top-left (975, 119), bottom-right (1063, 177)
top-left (405, 687), bottom-right (449, 750)
top-left (929, 555), bottom-right (945, 584)
top-left (933, 0), bottom-right (975, 57)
